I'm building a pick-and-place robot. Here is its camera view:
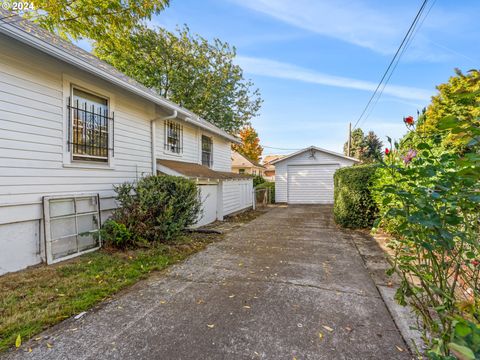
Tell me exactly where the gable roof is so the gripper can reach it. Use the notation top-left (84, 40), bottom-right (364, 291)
top-left (232, 151), bottom-right (265, 169)
top-left (0, 10), bottom-right (239, 144)
top-left (269, 146), bottom-right (360, 165)
top-left (263, 154), bottom-right (285, 165)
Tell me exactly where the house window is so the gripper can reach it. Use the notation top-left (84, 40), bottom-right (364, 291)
top-left (69, 88), bottom-right (111, 162)
top-left (253, 169), bottom-right (257, 175)
top-left (165, 120), bottom-right (183, 154)
top-left (201, 135), bottom-right (213, 167)
top-left (238, 169), bottom-right (245, 174)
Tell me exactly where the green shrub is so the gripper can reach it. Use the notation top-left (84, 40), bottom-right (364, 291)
top-left (101, 175), bottom-right (202, 247)
top-left (333, 164), bottom-right (378, 228)
top-left (253, 175), bottom-right (265, 187)
top-left (98, 219), bottom-right (134, 248)
top-left (255, 181), bottom-right (275, 203)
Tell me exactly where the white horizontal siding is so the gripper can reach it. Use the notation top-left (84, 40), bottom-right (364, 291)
top-left (222, 179), bottom-right (253, 215)
top-left (275, 149), bottom-right (356, 203)
top-left (212, 136), bottom-right (231, 172)
top-left (0, 33), bottom-right (153, 215)
top-left (156, 119), bottom-right (199, 163)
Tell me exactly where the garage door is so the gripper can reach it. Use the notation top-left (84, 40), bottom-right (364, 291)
top-left (287, 164), bottom-right (339, 204)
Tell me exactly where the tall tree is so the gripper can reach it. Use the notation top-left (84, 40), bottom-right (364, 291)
top-left (363, 131), bottom-right (383, 162)
top-left (24, 0), bottom-right (169, 40)
top-left (343, 128), bottom-right (382, 162)
top-left (233, 126), bottom-right (263, 162)
top-left (94, 26), bottom-right (262, 133)
top-left (421, 69), bottom-right (480, 149)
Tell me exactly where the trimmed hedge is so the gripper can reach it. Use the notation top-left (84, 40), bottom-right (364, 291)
top-left (255, 181), bottom-right (275, 203)
top-left (333, 164), bottom-right (378, 228)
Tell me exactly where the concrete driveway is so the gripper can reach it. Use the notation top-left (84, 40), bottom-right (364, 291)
top-left (5, 205), bottom-right (410, 360)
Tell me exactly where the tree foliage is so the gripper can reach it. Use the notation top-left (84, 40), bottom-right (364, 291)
top-left (343, 128), bottom-right (383, 162)
top-left (232, 126), bottom-right (263, 162)
top-left (94, 26), bottom-right (262, 133)
top-left (25, 0), bottom-right (169, 40)
top-left (421, 69), bottom-right (480, 150)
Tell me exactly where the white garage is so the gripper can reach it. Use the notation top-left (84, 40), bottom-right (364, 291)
top-left (272, 146), bottom-right (359, 204)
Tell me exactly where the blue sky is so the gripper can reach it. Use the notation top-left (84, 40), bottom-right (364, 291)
top-left (91, 0), bottom-right (480, 156)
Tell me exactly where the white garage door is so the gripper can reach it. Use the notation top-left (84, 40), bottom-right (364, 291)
top-left (287, 164), bottom-right (339, 204)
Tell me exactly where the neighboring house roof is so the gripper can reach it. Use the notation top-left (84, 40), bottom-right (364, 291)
top-left (270, 146), bottom-right (360, 165)
top-left (157, 159), bottom-right (251, 180)
top-left (0, 10), bottom-right (239, 144)
top-left (232, 151), bottom-right (265, 169)
top-left (263, 155), bottom-right (285, 165)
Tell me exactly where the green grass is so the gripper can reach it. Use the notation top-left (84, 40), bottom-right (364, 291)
top-left (0, 233), bottom-right (221, 352)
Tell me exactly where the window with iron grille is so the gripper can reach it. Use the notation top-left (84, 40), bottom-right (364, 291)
top-left (68, 88), bottom-right (113, 162)
top-left (201, 135), bottom-right (213, 167)
top-left (165, 120), bottom-right (183, 154)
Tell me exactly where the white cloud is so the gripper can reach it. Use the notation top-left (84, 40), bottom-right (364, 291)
top-left (230, 0), bottom-right (402, 54)
top-left (237, 56), bottom-right (432, 101)
top-left (230, 0), bottom-right (464, 60)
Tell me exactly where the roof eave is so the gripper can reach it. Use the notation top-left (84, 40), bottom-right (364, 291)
top-left (0, 21), bottom-right (239, 144)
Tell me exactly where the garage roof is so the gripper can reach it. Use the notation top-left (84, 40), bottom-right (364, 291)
top-left (269, 146), bottom-right (360, 165)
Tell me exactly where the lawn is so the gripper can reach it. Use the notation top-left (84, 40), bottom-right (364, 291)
top-left (0, 232), bottom-right (221, 352)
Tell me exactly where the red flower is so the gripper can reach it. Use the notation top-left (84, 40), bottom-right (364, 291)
top-left (385, 148), bottom-right (390, 155)
top-left (404, 116), bottom-right (415, 125)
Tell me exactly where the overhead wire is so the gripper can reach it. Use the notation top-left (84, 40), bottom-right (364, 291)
top-left (352, 0), bottom-right (430, 130)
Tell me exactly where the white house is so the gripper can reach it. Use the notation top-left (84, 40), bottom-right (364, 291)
top-left (0, 12), bottom-right (252, 275)
top-left (271, 146), bottom-right (359, 204)
top-left (231, 151), bottom-right (265, 176)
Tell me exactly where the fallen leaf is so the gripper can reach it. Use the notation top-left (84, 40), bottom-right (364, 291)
top-left (159, 300), bottom-right (166, 304)
top-left (15, 334), bottom-right (21, 348)
top-left (46, 343), bottom-right (53, 349)
top-left (207, 324), bottom-right (215, 328)
top-left (196, 299), bottom-right (205, 304)
top-left (238, 263), bottom-right (243, 267)
top-left (28, 348), bottom-right (32, 353)
top-left (34, 337), bottom-right (42, 341)
top-left (345, 326), bottom-right (352, 332)
top-left (319, 332), bottom-right (323, 340)
top-left (322, 325), bottom-right (334, 332)
top-left (387, 281), bottom-right (393, 288)
top-left (117, 306), bottom-right (123, 310)
top-left (228, 295), bottom-right (235, 298)
top-left (74, 311), bottom-right (86, 320)
top-left (254, 351), bottom-right (259, 356)
top-left (396, 346), bottom-right (404, 352)
top-left (87, 260), bottom-right (92, 264)
top-left (243, 305), bottom-right (251, 309)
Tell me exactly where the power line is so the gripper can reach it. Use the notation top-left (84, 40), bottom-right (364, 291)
top-left (352, 0), bottom-right (430, 130)
top-left (357, 0), bottom-right (436, 128)
top-left (262, 145), bottom-right (302, 151)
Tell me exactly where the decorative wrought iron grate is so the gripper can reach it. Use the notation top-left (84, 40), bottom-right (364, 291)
top-left (67, 96), bottom-right (114, 161)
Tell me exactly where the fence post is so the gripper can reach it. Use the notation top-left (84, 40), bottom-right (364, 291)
top-left (252, 188), bottom-right (256, 211)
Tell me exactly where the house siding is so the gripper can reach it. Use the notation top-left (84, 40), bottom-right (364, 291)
top-left (155, 119), bottom-right (231, 172)
top-left (0, 34), bottom-right (155, 274)
top-left (275, 149), bottom-right (356, 203)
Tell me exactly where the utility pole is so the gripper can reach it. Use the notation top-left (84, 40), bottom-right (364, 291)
top-left (347, 122), bottom-right (352, 157)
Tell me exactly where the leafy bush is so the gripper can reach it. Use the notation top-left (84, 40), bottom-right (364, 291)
top-left (333, 164), bottom-right (378, 228)
top-left (253, 175), bottom-right (265, 187)
top-left (373, 113), bottom-right (480, 358)
top-left (101, 175), bottom-right (202, 247)
top-left (255, 181), bottom-right (275, 203)
top-left (99, 219), bottom-right (134, 248)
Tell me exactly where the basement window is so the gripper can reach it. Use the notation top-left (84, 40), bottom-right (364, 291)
top-left (43, 194), bottom-right (101, 264)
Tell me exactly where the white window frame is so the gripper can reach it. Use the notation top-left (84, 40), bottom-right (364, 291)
top-left (164, 120), bottom-right (183, 155)
top-left (62, 74), bottom-right (115, 169)
top-left (43, 193), bottom-right (102, 264)
top-left (201, 134), bottom-right (213, 168)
